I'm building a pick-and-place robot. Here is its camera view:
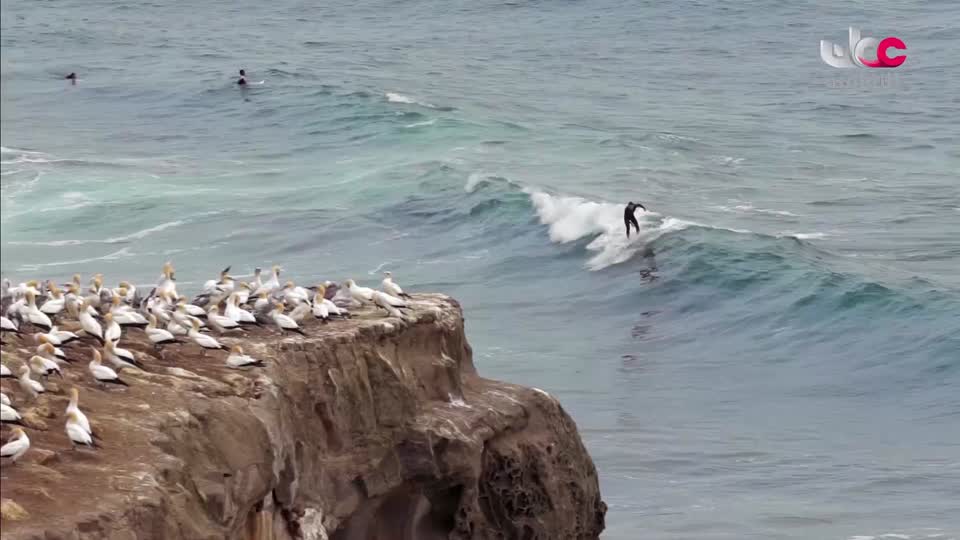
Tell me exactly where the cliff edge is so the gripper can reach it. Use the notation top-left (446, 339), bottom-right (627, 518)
top-left (0, 294), bottom-right (606, 539)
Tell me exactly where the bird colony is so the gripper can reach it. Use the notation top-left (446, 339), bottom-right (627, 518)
top-left (0, 262), bottom-right (414, 464)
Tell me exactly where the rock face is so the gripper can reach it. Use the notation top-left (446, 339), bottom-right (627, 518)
top-left (0, 294), bottom-right (606, 539)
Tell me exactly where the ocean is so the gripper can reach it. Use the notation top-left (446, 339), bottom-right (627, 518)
top-left (2, 0), bottom-right (959, 538)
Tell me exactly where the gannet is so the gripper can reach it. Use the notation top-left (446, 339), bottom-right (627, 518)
top-left (252, 265), bottom-right (281, 296)
top-left (37, 341), bottom-right (70, 365)
top-left (66, 387), bottom-right (93, 436)
top-left (167, 319), bottom-right (188, 336)
top-left (146, 315), bottom-right (177, 345)
top-left (79, 300), bottom-right (105, 343)
top-left (64, 283), bottom-right (82, 317)
top-left (177, 297), bottom-right (207, 318)
top-left (34, 328), bottom-right (62, 346)
top-left (50, 326), bottom-right (79, 344)
top-left (110, 296), bottom-right (148, 325)
top-left (344, 279), bottom-right (375, 304)
top-left (149, 293), bottom-right (173, 324)
top-left (235, 282), bottom-right (252, 305)
top-left (252, 292), bottom-right (271, 312)
top-left (89, 349), bottom-right (128, 386)
top-left (103, 312), bottom-right (122, 342)
top-left (312, 292), bottom-right (330, 321)
top-left (113, 281), bottom-right (137, 304)
top-left (206, 305), bottom-right (240, 333)
top-left (66, 411), bottom-right (97, 449)
top-left (1, 402), bottom-right (22, 425)
top-left (225, 294), bottom-right (257, 324)
top-left (0, 392), bottom-right (10, 406)
top-left (226, 345), bottom-right (264, 368)
top-left (156, 262), bottom-right (178, 300)
top-left (251, 267), bottom-right (263, 291)
top-left (188, 319), bottom-right (223, 350)
top-left (1, 315), bottom-right (19, 333)
top-left (0, 427), bottom-right (30, 463)
top-left (104, 339), bottom-right (141, 370)
top-left (9, 280), bottom-right (40, 299)
top-left (382, 271), bottom-right (412, 299)
top-left (40, 285), bottom-right (66, 315)
top-left (18, 365), bottom-right (45, 399)
top-left (282, 281), bottom-right (310, 305)
top-left (23, 291), bottom-right (53, 330)
top-left (201, 266), bottom-right (232, 295)
top-left (0, 364), bottom-right (12, 378)
top-left (270, 304), bottom-right (305, 335)
top-left (288, 301), bottom-right (311, 323)
top-left (30, 354), bottom-right (63, 379)
top-left (372, 290), bottom-right (407, 319)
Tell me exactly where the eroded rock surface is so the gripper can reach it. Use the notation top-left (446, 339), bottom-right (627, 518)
top-left (0, 294), bottom-right (605, 539)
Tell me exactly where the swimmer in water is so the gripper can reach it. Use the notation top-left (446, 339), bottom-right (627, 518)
top-left (237, 69), bottom-right (247, 86)
top-left (65, 72), bottom-right (77, 85)
top-left (624, 201), bottom-right (646, 238)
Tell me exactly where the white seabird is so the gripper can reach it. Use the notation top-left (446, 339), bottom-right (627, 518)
top-left (225, 294), bottom-right (257, 325)
top-left (79, 300), bottom-right (105, 343)
top-left (226, 345), bottom-right (264, 369)
top-left (1, 363), bottom-right (13, 378)
top-left (18, 365), bottom-right (45, 399)
top-left (312, 291), bottom-right (330, 321)
top-left (40, 285), bottom-right (66, 315)
top-left (372, 290), bottom-right (407, 319)
top-left (271, 304), bottom-right (305, 335)
top-left (1, 402), bottom-right (22, 424)
top-left (382, 271), bottom-right (412, 299)
top-left (23, 291), bottom-right (53, 330)
top-left (66, 411), bottom-right (97, 449)
top-left (344, 279), bottom-right (375, 304)
top-left (89, 349), bottom-right (129, 386)
top-left (30, 354), bottom-right (63, 379)
top-left (66, 387), bottom-right (94, 436)
top-left (146, 315), bottom-right (177, 345)
top-left (206, 305), bottom-right (240, 333)
top-left (0, 427), bottom-right (30, 463)
top-left (50, 326), bottom-right (80, 344)
top-left (251, 265), bottom-right (281, 296)
top-left (104, 339), bottom-right (142, 370)
top-left (37, 338), bottom-right (70, 364)
top-left (188, 319), bottom-right (224, 350)
top-left (0, 315), bottom-right (19, 333)
top-left (0, 392), bottom-right (10, 406)
top-left (103, 312), bottom-right (122, 342)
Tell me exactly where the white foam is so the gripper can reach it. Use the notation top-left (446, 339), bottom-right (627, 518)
top-left (385, 92), bottom-right (435, 108)
top-left (465, 172), bottom-right (489, 193)
top-left (404, 118), bottom-right (436, 128)
top-left (784, 232), bottom-right (827, 240)
top-left (715, 203), bottom-right (798, 217)
top-left (17, 247), bottom-right (133, 270)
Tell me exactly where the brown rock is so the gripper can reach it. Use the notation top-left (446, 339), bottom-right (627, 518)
top-left (1, 498), bottom-right (29, 521)
top-left (0, 294), bottom-right (605, 539)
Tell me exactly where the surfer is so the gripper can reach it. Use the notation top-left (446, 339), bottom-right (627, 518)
top-left (624, 201), bottom-right (646, 238)
top-left (65, 72), bottom-right (77, 85)
top-left (237, 69), bottom-right (247, 86)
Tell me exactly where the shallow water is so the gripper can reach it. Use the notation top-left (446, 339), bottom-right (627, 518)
top-left (2, 0), bottom-right (959, 538)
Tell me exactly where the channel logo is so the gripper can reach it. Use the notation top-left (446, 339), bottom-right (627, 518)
top-left (820, 27), bottom-right (906, 69)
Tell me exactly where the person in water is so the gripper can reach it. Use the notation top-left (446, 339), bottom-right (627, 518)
top-left (624, 201), bottom-right (646, 238)
top-left (65, 72), bottom-right (77, 85)
top-left (237, 69), bottom-right (247, 86)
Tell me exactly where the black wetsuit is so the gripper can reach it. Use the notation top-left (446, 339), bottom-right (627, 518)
top-left (624, 202), bottom-right (645, 238)
top-left (237, 77), bottom-right (247, 86)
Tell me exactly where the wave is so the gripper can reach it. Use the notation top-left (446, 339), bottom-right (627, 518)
top-left (385, 92), bottom-right (436, 108)
top-left (404, 118), bottom-right (437, 129)
top-left (6, 220), bottom-right (187, 247)
top-left (714, 203), bottom-right (799, 217)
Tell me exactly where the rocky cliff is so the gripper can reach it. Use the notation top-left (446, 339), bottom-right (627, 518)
top-left (0, 294), bottom-right (606, 539)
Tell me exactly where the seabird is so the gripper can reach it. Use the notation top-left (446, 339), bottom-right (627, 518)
top-left (79, 300), bottom-right (105, 343)
top-left (312, 291), bottom-right (330, 321)
top-left (89, 349), bottom-right (129, 386)
top-left (103, 312), bottom-right (122, 342)
top-left (251, 265), bottom-right (281, 296)
top-left (282, 281), bottom-right (310, 305)
top-left (1, 363), bottom-right (13, 378)
top-left (206, 305), bottom-right (240, 333)
top-left (226, 345), bottom-right (264, 368)
top-left (382, 271), bottom-right (412, 299)
top-left (1, 315), bottom-right (19, 333)
top-left (156, 262), bottom-right (178, 299)
top-left (1, 402), bottom-right (22, 425)
top-left (146, 314), bottom-right (177, 345)
top-left (39, 285), bottom-right (66, 315)
top-left (270, 304), bottom-right (305, 335)
top-left (110, 296), bottom-right (148, 325)
top-left (23, 291), bottom-right (53, 330)
top-left (288, 301), bottom-right (311, 323)
top-left (50, 326), bottom-right (80, 344)
top-left (104, 339), bottom-right (142, 370)
top-left (225, 294), bottom-right (258, 324)
top-left (344, 279), bottom-right (375, 304)
top-left (372, 290), bottom-right (407, 319)
top-left (18, 365), bottom-right (45, 399)
top-left (30, 354), bottom-right (62, 379)
top-left (188, 319), bottom-right (224, 350)
top-left (66, 411), bottom-right (97, 449)
top-left (66, 387), bottom-right (94, 436)
top-left (0, 392), bottom-right (10, 406)
top-left (37, 339), bottom-right (70, 364)
top-left (0, 427), bottom-right (30, 463)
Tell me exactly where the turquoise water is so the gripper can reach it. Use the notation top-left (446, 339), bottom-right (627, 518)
top-left (2, 0), bottom-right (959, 538)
